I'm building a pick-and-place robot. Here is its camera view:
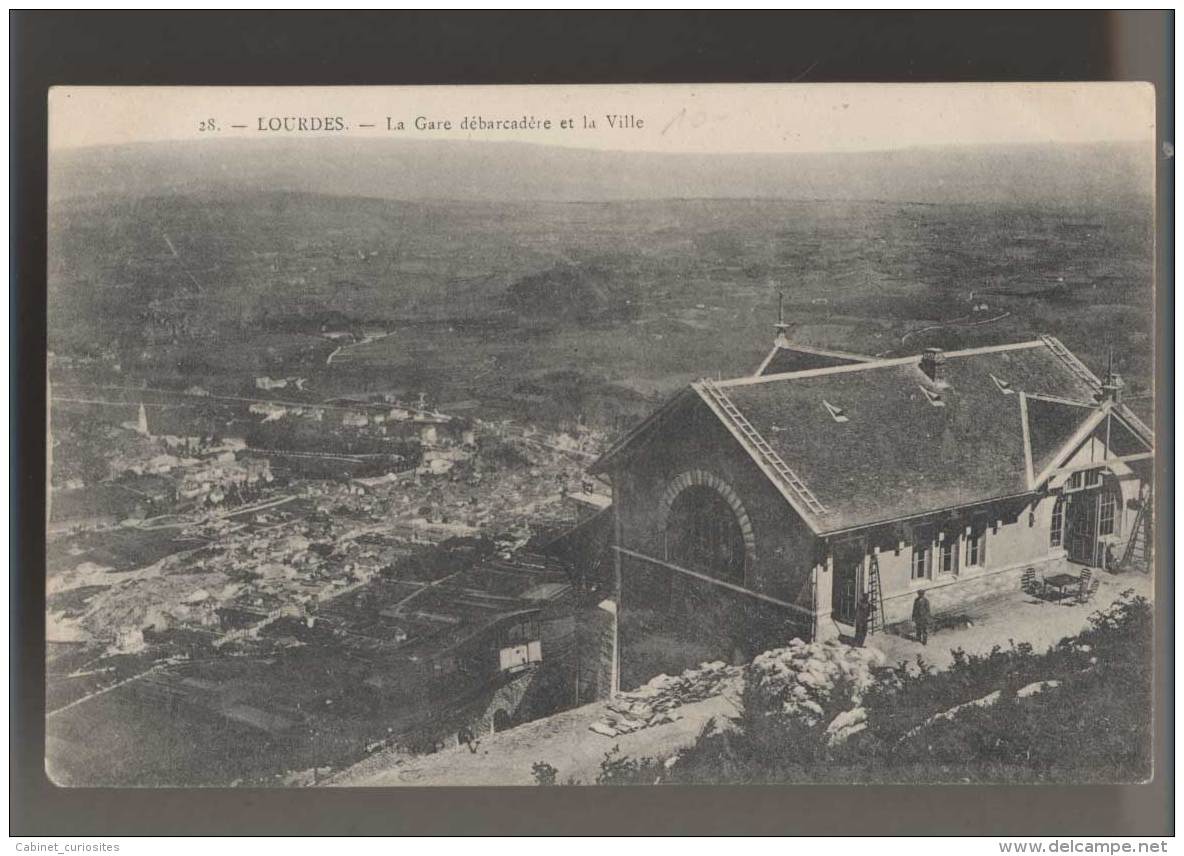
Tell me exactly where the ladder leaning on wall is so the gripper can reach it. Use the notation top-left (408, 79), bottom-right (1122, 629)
top-left (1119, 498), bottom-right (1151, 572)
top-left (867, 553), bottom-right (887, 635)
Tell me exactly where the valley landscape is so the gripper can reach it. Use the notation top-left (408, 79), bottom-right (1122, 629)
top-left (45, 136), bottom-right (1155, 785)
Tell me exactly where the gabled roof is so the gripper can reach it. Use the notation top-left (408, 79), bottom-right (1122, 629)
top-left (590, 386), bottom-right (700, 476)
top-left (594, 337), bottom-right (1154, 536)
top-left (754, 337), bottom-right (872, 377)
top-left (1025, 402), bottom-right (1152, 489)
top-left (1023, 394), bottom-right (1101, 483)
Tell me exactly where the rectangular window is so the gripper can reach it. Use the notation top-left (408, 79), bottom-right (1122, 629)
top-left (911, 528), bottom-right (933, 580)
top-left (938, 538), bottom-right (957, 574)
top-left (1067, 468), bottom-right (1103, 493)
top-left (937, 532), bottom-right (956, 580)
top-left (1099, 491), bottom-right (1118, 537)
top-left (966, 523), bottom-right (987, 567)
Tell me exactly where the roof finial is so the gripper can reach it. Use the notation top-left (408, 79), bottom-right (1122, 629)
top-left (1102, 345), bottom-right (1124, 404)
top-left (775, 291), bottom-right (790, 341)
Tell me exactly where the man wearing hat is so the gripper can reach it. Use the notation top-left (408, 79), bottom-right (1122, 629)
top-left (912, 589), bottom-right (931, 645)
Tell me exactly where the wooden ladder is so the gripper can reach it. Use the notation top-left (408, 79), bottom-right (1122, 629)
top-left (699, 378), bottom-right (828, 516)
top-left (1120, 500), bottom-right (1151, 572)
top-left (1040, 335), bottom-right (1102, 392)
top-left (867, 553), bottom-right (887, 635)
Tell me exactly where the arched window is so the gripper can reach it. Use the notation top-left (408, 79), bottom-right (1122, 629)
top-left (1050, 496), bottom-right (1065, 548)
top-left (666, 485), bottom-right (747, 585)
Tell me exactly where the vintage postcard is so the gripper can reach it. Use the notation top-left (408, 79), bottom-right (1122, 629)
top-left (46, 83), bottom-right (1156, 787)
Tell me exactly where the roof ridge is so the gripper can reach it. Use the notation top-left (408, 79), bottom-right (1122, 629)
top-left (589, 387), bottom-right (697, 474)
top-left (721, 339), bottom-right (1047, 388)
top-left (1029, 406), bottom-right (1111, 488)
top-left (1024, 391), bottom-right (1099, 408)
top-left (770, 341), bottom-right (875, 361)
top-left (753, 341), bottom-right (782, 376)
top-left (1114, 403), bottom-right (1155, 445)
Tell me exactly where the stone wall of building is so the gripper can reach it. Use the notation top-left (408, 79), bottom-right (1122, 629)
top-left (469, 669), bottom-right (539, 738)
top-left (611, 393), bottom-right (820, 687)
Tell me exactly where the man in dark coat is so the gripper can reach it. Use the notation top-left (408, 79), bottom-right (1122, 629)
top-left (854, 593), bottom-right (872, 647)
top-left (912, 589), bottom-right (931, 645)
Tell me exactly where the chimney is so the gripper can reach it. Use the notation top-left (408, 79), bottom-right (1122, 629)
top-left (920, 348), bottom-right (946, 384)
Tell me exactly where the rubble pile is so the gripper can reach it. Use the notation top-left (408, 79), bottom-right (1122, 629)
top-left (586, 639), bottom-right (889, 742)
top-left (748, 638), bottom-right (885, 729)
top-left (589, 660), bottom-right (743, 737)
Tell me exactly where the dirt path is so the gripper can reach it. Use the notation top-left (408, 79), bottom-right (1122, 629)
top-left (135, 493), bottom-right (299, 531)
top-left (47, 665), bottom-right (163, 718)
top-left (327, 331), bottom-right (396, 366)
top-left (900, 311), bottom-right (1011, 344)
top-left (327, 693), bottom-right (737, 787)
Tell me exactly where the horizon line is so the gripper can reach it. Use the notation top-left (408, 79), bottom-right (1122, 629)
top-left (49, 134), bottom-right (1153, 159)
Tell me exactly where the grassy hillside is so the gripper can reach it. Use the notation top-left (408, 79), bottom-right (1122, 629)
top-left (49, 191), bottom-right (1154, 429)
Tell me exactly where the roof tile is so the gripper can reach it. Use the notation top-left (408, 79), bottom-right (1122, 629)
top-left (715, 341), bottom-right (1105, 533)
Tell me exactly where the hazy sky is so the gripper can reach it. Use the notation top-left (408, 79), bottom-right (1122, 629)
top-left (50, 83), bottom-right (1155, 154)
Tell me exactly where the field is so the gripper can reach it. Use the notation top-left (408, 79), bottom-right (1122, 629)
top-left (49, 193), bottom-right (1155, 431)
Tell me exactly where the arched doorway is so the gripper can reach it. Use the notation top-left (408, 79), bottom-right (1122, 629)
top-left (491, 708), bottom-right (512, 733)
top-left (1061, 473), bottom-right (1123, 567)
top-left (652, 471), bottom-right (759, 659)
top-left (666, 485), bottom-right (748, 584)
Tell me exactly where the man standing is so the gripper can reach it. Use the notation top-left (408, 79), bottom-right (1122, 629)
top-left (912, 589), bottom-right (931, 645)
top-left (854, 592), bottom-right (872, 647)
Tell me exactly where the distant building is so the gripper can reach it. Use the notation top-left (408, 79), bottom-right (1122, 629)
top-left (359, 554), bottom-right (581, 740)
top-left (140, 403), bottom-right (220, 448)
top-left (256, 376), bottom-right (306, 391)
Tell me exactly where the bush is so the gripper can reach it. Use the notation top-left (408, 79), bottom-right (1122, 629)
top-left (668, 668), bottom-right (863, 784)
top-left (618, 591), bottom-right (1153, 784)
top-left (532, 761), bottom-right (558, 786)
top-left (595, 745), bottom-right (661, 785)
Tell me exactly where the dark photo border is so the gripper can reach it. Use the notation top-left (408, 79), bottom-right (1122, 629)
top-left (11, 10), bottom-right (1174, 836)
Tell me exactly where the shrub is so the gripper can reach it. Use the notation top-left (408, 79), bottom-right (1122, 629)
top-left (618, 591), bottom-right (1153, 784)
top-left (595, 745), bottom-right (661, 785)
top-left (531, 761), bottom-right (559, 786)
top-left (667, 661), bottom-right (864, 784)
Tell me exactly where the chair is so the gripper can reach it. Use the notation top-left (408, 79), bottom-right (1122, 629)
top-left (1080, 578), bottom-right (1100, 604)
top-left (1021, 567), bottom-right (1038, 596)
top-left (1076, 569), bottom-right (1094, 604)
